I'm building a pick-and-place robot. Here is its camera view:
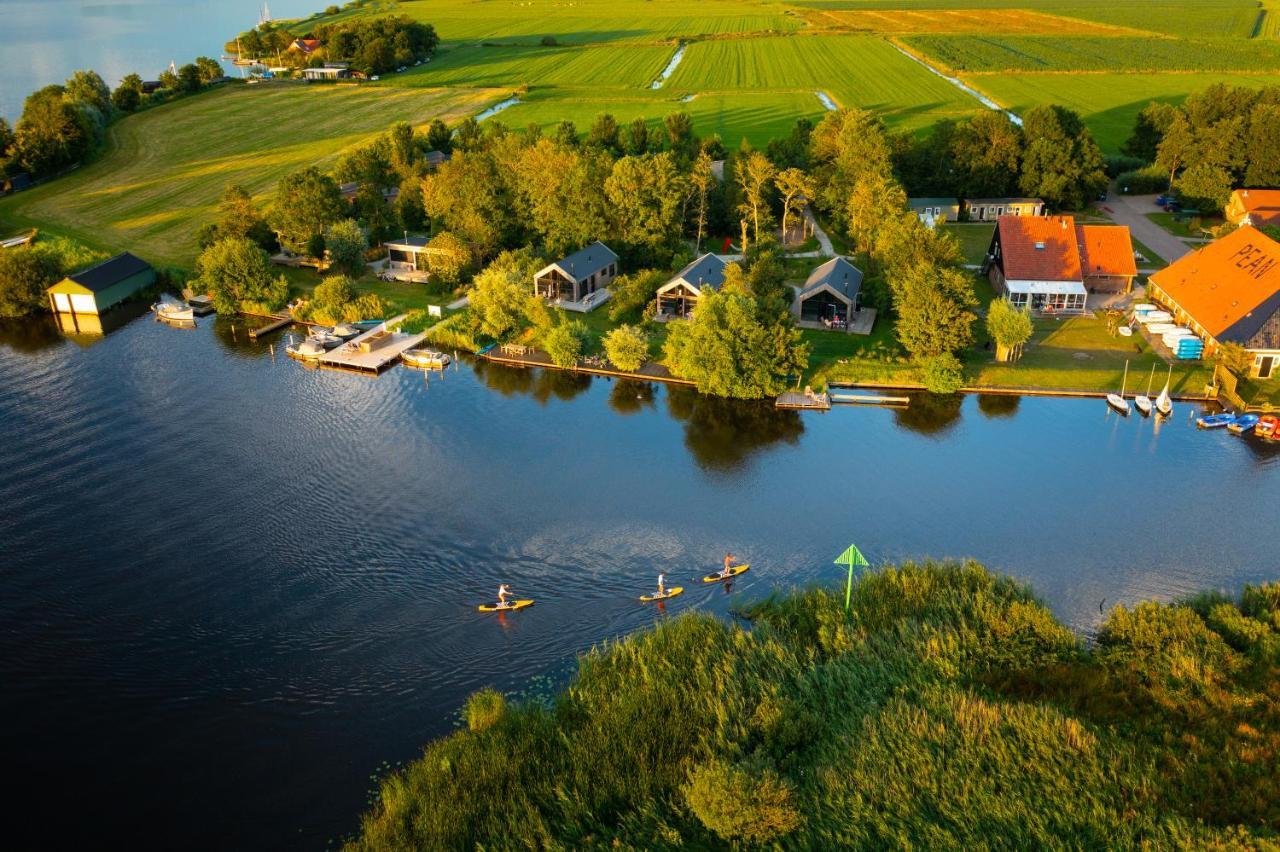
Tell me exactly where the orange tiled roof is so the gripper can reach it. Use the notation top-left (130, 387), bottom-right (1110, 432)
top-left (996, 215), bottom-right (1081, 282)
top-left (1149, 225), bottom-right (1280, 341)
top-left (1076, 224), bottom-right (1136, 278)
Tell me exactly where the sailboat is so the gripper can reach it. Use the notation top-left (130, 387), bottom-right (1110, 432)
top-left (1107, 360), bottom-right (1131, 415)
top-left (1155, 365), bottom-right (1173, 418)
top-left (1135, 364), bottom-right (1155, 417)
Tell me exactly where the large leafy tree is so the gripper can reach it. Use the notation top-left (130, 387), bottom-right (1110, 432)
top-left (605, 152), bottom-right (687, 265)
top-left (1123, 102), bottom-right (1181, 163)
top-left (272, 167), bottom-right (345, 255)
top-left (467, 249), bottom-right (542, 340)
top-left (511, 139), bottom-right (608, 257)
top-left (775, 167), bottom-right (814, 247)
top-left (734, 151), bottom-right (776, 247)
top-left (952, 111), bottom-right (1023, 198)
top-left (325, 219), bottom-right (368, 275)
top-left (421, 150), bottom-right (516, 257)
top-left (0, 245), bottom-right (63, 317)
top-left (1245, 103), bottom-right (1280, 187)
top-left (111, 74), bottom-right (144, 113)
top-left (986, 298), bottom-right (1034, 362)
top-left (14, 85), bottom-right (93, 176)
top-left (194, 237), bottom-right (287, 314)
top-left (1018, 105), bottom-right (1106, 210)
top-left (586, 113), bottom-right (622, 155)
top-left (808, 109), bottom-right (892, 232)
top-left (893, 264), bottom-right (977, 359)
top-left (846, 171), bottom-right (906, 262)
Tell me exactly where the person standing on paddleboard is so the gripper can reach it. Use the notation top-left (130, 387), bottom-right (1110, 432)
top-left (657, 573), bottom-right (666, 597)
top-left (497, 584), bottom-right (512, 608)
top-left (721, 552), bottom-right (736, 578)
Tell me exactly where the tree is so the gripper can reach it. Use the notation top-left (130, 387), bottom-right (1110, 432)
top-left (112, 74), bottom-right (143, 112)
top-left (64, 70), bottom-right (112, 117)
top-left (425, 118), bottom-right (452, 154)
top-left (0, 117), bottom-right (14, 157)
top-left (194, 237), bottom-right (287, 314)
top-left (1123, 102), bottom-right (1180, 163)
top-left (986, 298), bottom-right (1034, 362)
top-left (325, 219), bottom-right (367, 275)
top-left (607, 269), bottom-right (665, 321)
top-left (952, 111), bottom-right (1023, 198)
top-left (177, 63), bottom-right (203, 94)
top-left (14, 85), bottom-right (93, 176)
top-left (765, 117), bottom-right (813, 170)
top-left (774, 167), bottom-right (814, 247)
top-left (663, 111), bottom-right (697, 161)
top-left (602, 324), bottom-right (649, 371)
top-left (453, 116), bottom-right (482, 152)
top-left (919, 353), bottom-right (965, 394)
top-left (625, 117), bottom-right (651, 156)
top-left (199, 184), bottom-right (275, 250)
top-left (808, 109), bottom-right (893, 231)
top-left (847, 171), bottom-right (906, 261)
top-left (553, 120), bottom-right (578, 148)
top-left (1177, 162), bottom-right (1234, 211)
top-left (735, 151), bottom-right (776, 247)
top-left (893, 264), bottom-right (977, 358)
top-left (1019, 105), bottom-right (1106, 210)
top-left (541, 320), bottom-right (587, 368)
top-left (272, 167), bottom-right (344, 254)
top-left (1155, 112), bottom-right (1197, 188)
top-left (511, 139), bottom-right (608, 257)
top-left (605, 152), bottom-right (687, 264)
top-left (1246, 103), bottom-right (1280, 188)
top-left (663, 289), bottom-right (808, 399)
top-left (425, 231), bottom-right (473, 283)
top-left (468, 249), bottom-right (542, 339)
top-left (0, 245), bottom-right (62, 317)
top-left (195, 56), bottom-right (224, 84)
top-left (689, 150), bottom-right (715, 254)
top-left (421, 150), bottom-right (516, 257)
top-left (586, 113), bottom-right (622, 155)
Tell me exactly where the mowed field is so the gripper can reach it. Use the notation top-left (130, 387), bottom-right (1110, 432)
top-left (394, 42), bottom-right (675, 88)
top-left (902, 35), bottom-right (1280, 73)
top-left (0, 85), bottom-right (499, 265)
top-left (800, 7), bottom-right (1144, 34)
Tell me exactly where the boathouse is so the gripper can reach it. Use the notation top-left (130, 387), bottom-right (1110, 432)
top-left (796, 256), bottom-right (863, 329)
top-left (655, 253), bottom-right (726, 320)
top-left (533, 241), bottom-right (618, 310)
top-left (1148, 225), bottom-right (1280, 379)
top-left (46, 252), bottom-right (155, 315)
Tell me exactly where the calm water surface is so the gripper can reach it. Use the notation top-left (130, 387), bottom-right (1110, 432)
top-left (0, 0), bottom-right (318, 121)
top-left (1, 314), bottom-right (1277, 849)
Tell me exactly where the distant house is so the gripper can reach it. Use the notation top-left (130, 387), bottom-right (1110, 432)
top-left (338, 181), bottom-right (400, 205)
top-left (1225, 189), bottom-right (1280, 229)
top-left (533, 241), bottom-right (618, 309)
top-left (46, 252), bottom-right (155, 316)
top-left (302, 65), bottom-right (350, 81)
top-left (289, 38), bottom-right (321, 55)
top-left (985, 215), bottom-right (1135, 313)
top-left (1148, 225), bottom-right (1280, 378)
top-left (141, 80), bottom-right (162, 94)
top-left (384, 235), bottom-right (429, 272)
top-left (424, 150), bottom-right (450, 169)
top-left (908, 197), bottom-right (960, 227)
top-left (965, 197), bottom-right (1044, 222)
top-left (655, 253), bottom-right (726, 319)
top-left (796, 256), bottom-right (863, 330)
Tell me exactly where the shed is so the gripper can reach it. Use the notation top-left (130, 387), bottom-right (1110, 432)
top-left (655, 253), bottom-right (727, 319)
top-left (47, 252), bottom-right (155, 315)
top-left (797, 256), bottom-right (863, 328)
top-left (964, 197), bottom-right (1044, 222)
top-left (908, 197), bottom-right (960, 227)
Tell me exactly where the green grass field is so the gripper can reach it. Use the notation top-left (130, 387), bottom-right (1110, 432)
top-left (904, 35), bottom-right (1280, 73)
top-left (0, 84), bottom-right (498, 266)
top-left (389, 43), bottom-right (674, 89)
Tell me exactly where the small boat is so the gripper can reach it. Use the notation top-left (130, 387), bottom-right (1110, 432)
top-left (1256, 415), bottom-right (1279, 439)
top-left (1197, 411), bottom-right (1236, 429)
top-left (1107, 360), bottom-right (1130, 415)
top-left (307, 330), bottom-right (344, 349)
top-left (1136, 310), bottom-right (1172, 324)
top-left (153, 301), bottom-right (194, 322)
top-left (478, 599), bottom-right (534, 613)
top-left (1227, 413), bottom-right (1260, 435)
top-left (640, 586), bottom-right (684, 602)
top-left (1155, 366), bottom-right (1173, 418)
top-left (1117, 326), bottom-right (1133, 337)
top-left (286, 338), bottom-right (326, 361)
top-left (332, 323), bottom-right (361, 340)
top-left (1134, 364), bottom-right (1156, 417)
top-left (702, 564), bottom-right (750, 583)
top-left (402, 348), bottom-right (451, 368)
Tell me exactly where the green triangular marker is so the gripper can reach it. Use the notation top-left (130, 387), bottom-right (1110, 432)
top-left (834, 543), bottom-right (869, 610)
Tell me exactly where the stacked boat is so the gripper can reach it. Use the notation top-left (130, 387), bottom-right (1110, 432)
top-left (1162, 328), bottom-right (1204, 360)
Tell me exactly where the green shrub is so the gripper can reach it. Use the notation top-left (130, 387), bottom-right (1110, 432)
top-left (919, 352), bottom-right (964, 393)
top-left (541, 320), bottom-right (586, 368)
top-left (463, 688), bottom-right (507, 732)
top-left (683, 756), bottom-right (800, 843)
top-left (602, 324), bottom-right (648, 372)
top-left (1115, 166), bottom-right (1168, 195)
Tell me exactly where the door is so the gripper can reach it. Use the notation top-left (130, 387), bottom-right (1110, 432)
top-left (1258, 355), bottom-right (1275, 380)
top-left (69, 294), bottom-right (97, 313)
top-left (52, 293), bottom-right (71, 312)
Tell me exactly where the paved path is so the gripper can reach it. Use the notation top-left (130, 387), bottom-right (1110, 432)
top-left (804, 206), bottom-right (835, 256)
top-left (1096, 193), bottom-right (1191, 265)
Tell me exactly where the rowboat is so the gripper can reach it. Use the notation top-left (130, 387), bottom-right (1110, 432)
top-left (153, 302), bottom-right (194, 322)
top-left (1197, 411), bottom-right (1235, 429)
top-left (1256, 415), bottom-right (1279, 439)
top-left (402, 348), bottom-right (451, 368)
top-left (1107, 361), bottom-right (1130, 415)
top-left (1227, 413), bottom-right (1260, 435)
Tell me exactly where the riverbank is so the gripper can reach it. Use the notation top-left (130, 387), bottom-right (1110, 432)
top-left (348, 561), bottom-right (1280, 849)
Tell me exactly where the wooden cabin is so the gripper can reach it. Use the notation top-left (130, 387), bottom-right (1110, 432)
top-left (655, 253), bottom-right (726, 320)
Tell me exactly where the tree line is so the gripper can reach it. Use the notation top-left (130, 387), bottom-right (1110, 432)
top-left (230, 14), bottom-right (438, 76)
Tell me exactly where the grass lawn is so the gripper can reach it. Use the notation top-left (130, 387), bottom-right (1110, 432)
top-left (1128, 235), bottom-right (1166, 267)
top-left (1146, 211), bottom-right (1223, 239)
top-left (940, 222), bottom-right (994, 265)
top-left (0, 84), bottom-right (499, 268)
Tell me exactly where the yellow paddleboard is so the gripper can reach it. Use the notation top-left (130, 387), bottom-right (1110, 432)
top-left (640, 586), bottom-right (683, 602)
top-left (702, 564), bottom-right (750, 583)
top-left (478, 599), bottom-right (534, 612)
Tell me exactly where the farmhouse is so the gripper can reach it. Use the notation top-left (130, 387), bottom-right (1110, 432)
top-left (533, 241), bottom-right (618, 311)
top-left (908, 197), bottom-right (960, 227)
top-left (46, 252), bottom-right (155, 316)
top-left (1147, 225), bottom-right (1280, 379)
top-left (965, 197), bottom-right (1044, 222)
top-left (1224, 189), bottom-right (1280, 229)
top-left (289, 38), bottom-right (321, 55)
top-left (795, 256), bottom-right (863, 330)
top-left (655, 253), bottom-right (726, 320)
top-left (985, 216), bottom-right (1136, 313)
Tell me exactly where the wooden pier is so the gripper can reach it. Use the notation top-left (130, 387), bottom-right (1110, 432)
top-left (318, 315), bottom-right (427, 374)
top-left (776, 391), bottom-right (832, 410)
top-left (246, 313), bottom-right (294, 339)
top-left (831, 392), bottom-right (911, 407)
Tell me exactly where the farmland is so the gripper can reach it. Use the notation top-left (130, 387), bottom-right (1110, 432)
top-left (800, 7), bottom-right (1144, 34)
top-left (902, 35), bottom-right (1280, 73)
top-left (391, 43), bottom-right (674, 89)
top-left (0, 84), bottom-right (497, 266)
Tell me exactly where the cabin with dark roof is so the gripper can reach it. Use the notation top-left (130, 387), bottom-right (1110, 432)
top-left (533, 241), bottom-right (618, 310)
top-left (655, 253), bottom-right (726, 320)
top-left (796, 256), bottom-right (863, 330)
top-left (46, 252), bottom-right (155, 315)
top-left (964, 197), bottom-right (1044, 222)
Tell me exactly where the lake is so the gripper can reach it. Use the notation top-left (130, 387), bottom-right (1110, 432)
top-left (0, 0), bottom-right (319, 121)
top-left (1, 313), bottom-right (1277, 849)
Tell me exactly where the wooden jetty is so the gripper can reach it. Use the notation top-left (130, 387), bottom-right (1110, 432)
top-left (831, 392), bottom-right (911, 407)
top-left (318, 315), bottom-right (427, 374)
top-left (247, 313), bottom-right (294, 339)
top-left (776, 390), bottom-right (832, 410)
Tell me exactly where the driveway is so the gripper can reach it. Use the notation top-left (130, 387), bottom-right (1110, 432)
top-left (1096, 193), bottom-right (1191, 266)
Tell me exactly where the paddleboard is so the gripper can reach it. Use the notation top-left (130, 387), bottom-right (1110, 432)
top-left (478, 599), bottom-right (534, 612)
top-left (640, 587), bottom-right (684, 602)
top-left (702, 564), bottom-right (750, 583)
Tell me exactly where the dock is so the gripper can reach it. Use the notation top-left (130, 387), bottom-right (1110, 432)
top-left (318, 315), bottom-right (427, 374)
top-left (247, 313), bottom-right (294, 339)
top-left (831, 392), bottom-right (911, 407)
top-left (776, 391), bottom-right (832, 410)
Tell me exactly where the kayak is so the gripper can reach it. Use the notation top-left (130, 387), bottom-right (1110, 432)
top-left (478, 599), bottom-right (534, 612)
top-left (702, 564), bottom-right (750, 583)
top-left (640, 587), bottom-right (684, 602)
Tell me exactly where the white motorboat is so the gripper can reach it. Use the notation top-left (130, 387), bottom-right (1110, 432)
top-left (1107, 360), bottom-right (1131, 415)
top-left (1155, 366), bottom-right (1173, 417)
top-left (332, 323), bottom-right (361, 340)
top-left (308, 330), bottom-right (344, 349)
top-left (402, 348), bottom-right (451, 369)
top-left (153, 301), bottom-right (194, 322)
top-left (286, 338), bottom-right (326, 361)
top-left (1134, 364), bottom-right (1156, 417)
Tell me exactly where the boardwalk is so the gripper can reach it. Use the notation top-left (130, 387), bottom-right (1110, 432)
top-left (318, 315), bottom-right (427, 374)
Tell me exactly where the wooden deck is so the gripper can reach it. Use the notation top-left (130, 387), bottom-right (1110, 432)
top-left (246, 313), bottom-right (294, 339)
top-left (318, 315), bottom-right (427, 374)
top-left (776, 391), bottom-right (832, 410)
top-left (831, 392), bottom-right (911, 407)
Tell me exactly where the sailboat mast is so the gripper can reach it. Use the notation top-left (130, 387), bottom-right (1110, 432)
top-left (1146, 364), bottom-right (1155, 396)
top-left (1120, 361), bottom-right (1129, 397)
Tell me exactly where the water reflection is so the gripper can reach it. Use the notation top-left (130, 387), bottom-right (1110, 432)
top-left (665, 385), bottom-right (803, 472)
top-left (608, 380), bottom-right (657, 416)
top-left (0, 317), bottom-right (63, 353)
top-left (469, 359), bottom-right (593, 403)
top-left (977, 393), bottom-right (1021, 418)
top-left (893, 392), bottom-right (964, 436)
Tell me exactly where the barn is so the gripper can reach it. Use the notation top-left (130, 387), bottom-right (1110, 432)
top-left (46, 253), bottom-right (155, 316)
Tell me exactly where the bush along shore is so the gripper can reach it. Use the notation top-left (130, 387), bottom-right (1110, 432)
top-left (347, 562), bottom-right (1280, 849)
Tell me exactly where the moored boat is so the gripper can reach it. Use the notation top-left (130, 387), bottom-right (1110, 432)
top-left (286, 339), bottom-right (326, 361)
top-left (1227, 413), bottom-right (1260, 435)
top-left (153, 301), bottom-right (194, 322)
top-left (332, 323), bottom-right (361, 340)
top-left (1197, 411), bottom-right (1235, 429)
top-left (402, 348), bottom-right (451, 369)
top-left (1134, 364), bottom-right (1156, 417)
top-left (1257, 415), bottom-right (1279, 439)
top-left (1155, 367), bottom-right (1174, 418)
top-left (1107, 360), bottom-right (1131, 415)
top-left (307, 330), bottom-right (344, 349)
